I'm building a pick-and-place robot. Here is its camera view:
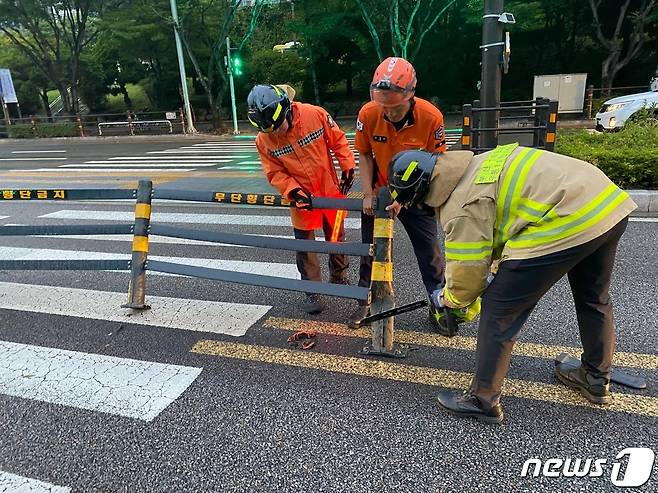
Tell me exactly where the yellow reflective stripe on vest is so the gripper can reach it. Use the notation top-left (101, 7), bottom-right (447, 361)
top-left (495, 148), bottom-right (543, 246)
top-left (515, 198), bottom-right (553, 223)
top-left (508, 184), bottom-right (628, 248)
top-left (495, 148), bottom-right (531, 244)
top-left (445, 240), bottom-right (492, 261)
top-left (516, 198), bottom-right (552, 218)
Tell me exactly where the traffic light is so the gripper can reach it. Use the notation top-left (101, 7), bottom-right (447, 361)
top-left (230, 51), bottom-right (243, 76)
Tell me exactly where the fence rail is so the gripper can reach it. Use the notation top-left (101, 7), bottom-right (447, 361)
top-left (461, 97), bottom-right (558, 154)
top-left (0, 183), bottom-right (395, 346)
top-left (3, 110), bottom-right (187, 137)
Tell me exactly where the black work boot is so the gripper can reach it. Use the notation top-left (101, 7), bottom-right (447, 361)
top-left (555, 363), bottom-right (611, 405)
top-left (302, 294), bottom-right (324, 314)
top-left (436, 390), bottom-right (504, 424)
top-left (348, 303), bottom-right (370, 329)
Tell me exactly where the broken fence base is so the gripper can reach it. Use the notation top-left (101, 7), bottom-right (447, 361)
top-left (359, 343), bottom-right (411, 359)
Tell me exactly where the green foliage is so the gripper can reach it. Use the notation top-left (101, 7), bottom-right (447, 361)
top-left (556, 118), bottom-right (658, 189)
top-left (2, 0), bottom-right (657, 119)
top-left (247, 50), bottom-right (308, 96)
top-left (105, 83), bottom-right (151, 112)
top-left (0, 37), bottom-right (49, 114)
top-left (8, 122), bottom-right (80, 139)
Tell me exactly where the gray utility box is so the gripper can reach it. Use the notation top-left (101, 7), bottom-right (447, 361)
top-left (533, 74), bottom-right (587, 113)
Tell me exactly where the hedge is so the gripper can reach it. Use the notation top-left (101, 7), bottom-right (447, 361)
top-left (556, 119), bottom-right (658, 190)
top-left (8, 122), bottom-right (80, 139)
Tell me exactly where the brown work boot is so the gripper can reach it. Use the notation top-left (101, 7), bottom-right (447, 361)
top-left (347, 303), bottom-right (370, 329)
top-left (555, 363), bottom-right (611, 405)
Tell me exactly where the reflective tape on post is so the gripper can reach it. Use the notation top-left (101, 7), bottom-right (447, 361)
top-left (135, 203), bottom-right (151, 219)
top-left (373, 218), bottom-right (394, 238)
top-left (132, 235), bottom-right (149, 253)
top-left (371, 261), bottom-right (393, 282)
top-left (544, 100), bottom-right (558, 151)
top-left (461, 104), bottom-right (472, 151)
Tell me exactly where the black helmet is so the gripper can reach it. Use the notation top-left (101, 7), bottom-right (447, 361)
top-left (247, 84), bottom-right (291, 132)
top-left (388, 150), bottom-right (437, 207)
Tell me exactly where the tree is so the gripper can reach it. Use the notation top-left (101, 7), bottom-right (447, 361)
top-left (169, 0), bottom-right (266, 129)
top-left (0, 0), bottom-right (111, 114)
top-left (590, 0), bottom-right (657, 93)
top-left (355, 0), bottom-right (457, 62)
top-left (0, 35), bottom-right (51, 116)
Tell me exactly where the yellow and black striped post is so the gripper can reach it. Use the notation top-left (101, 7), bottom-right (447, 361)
top-left (122, 180), bottom-right (152, 309)
top-left (360, 187), bottom-right (407, 358)
top-left (545, 100), bottom-right (558, 151)
top-left (461, 104), bottom-right (472, 150)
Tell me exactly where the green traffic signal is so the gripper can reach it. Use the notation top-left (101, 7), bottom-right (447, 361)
top-left (231, 54), bottom-right (243, 76)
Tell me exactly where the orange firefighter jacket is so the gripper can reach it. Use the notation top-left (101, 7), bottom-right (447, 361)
top-left (355, 97), bottom-right (447, 188)
top-left (256, 101), bottom-right (357, 230)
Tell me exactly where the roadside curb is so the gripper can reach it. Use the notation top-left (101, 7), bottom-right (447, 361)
top-left (0, 133), bottom-right (228, 144)
top-left (628, 190), bottom-right (658, 213)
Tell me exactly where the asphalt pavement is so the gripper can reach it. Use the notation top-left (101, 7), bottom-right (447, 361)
top-left (0, 136), bottom-right (656, 492)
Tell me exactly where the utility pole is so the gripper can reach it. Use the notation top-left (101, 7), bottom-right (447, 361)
top-left (169, 0), bottom-right (197, 133)
top-left (480, 0), bottom-right (504, 150)
top-left (226, 36), bottom-right (240, 135)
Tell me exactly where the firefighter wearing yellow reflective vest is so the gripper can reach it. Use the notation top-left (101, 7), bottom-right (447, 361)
top-left (388, 143), bottom-right (636, 423)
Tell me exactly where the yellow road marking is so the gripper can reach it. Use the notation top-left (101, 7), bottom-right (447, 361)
top-left (263, 317), bottom-right (658, 370)
top-left (191, 340), bottom-right (658, 418)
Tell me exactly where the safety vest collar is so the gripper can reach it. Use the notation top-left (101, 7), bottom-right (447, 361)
top-left (424, 151), bottom-right (474, 208)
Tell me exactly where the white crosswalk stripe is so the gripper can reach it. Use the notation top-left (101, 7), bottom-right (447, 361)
top-left (38, 210), bottom-right (362, 228)
top-left (0, 471), bottom-right (71, 493)
top-left (0, 281), bottom-right (272, 336)
top-left (0, 339), bottom-right (203, 422)
top-left (29, 233), bottom-right (296, 246)
top-left (49, 132), bottom-right (461, 172)
top-left (0, 246), bottom-right (301, 278)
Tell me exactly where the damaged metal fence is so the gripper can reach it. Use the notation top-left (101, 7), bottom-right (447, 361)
top-left (0, 181), bottom-right (402, 355)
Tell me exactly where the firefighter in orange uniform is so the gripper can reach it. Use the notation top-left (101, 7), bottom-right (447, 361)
top-left (248, 84), bottom-right (357, 314)
top-left (349, 57), bottom-right (447, 329)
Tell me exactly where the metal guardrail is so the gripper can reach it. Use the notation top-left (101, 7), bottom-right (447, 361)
top-left (98, 120), bottom-right (173, 136)
top-left (3, 110), bottom-right (186, 137)
top-left (0, 183), bottom-right (398, 349)
top-left (461, 97), bottom-right (558, 154)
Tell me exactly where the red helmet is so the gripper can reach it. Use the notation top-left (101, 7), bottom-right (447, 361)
top-left (370, 57), bottom-right (417, 107)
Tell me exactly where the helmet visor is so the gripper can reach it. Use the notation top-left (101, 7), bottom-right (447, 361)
top-left (248, 110), bottom-right (275, 133)
top-left (370, 86), bottom-right (412, 108)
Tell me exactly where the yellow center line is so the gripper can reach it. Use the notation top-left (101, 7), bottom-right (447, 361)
top-left (263, 317), bottom-right (658, 370)
top-left (191, 340), bottom-right (658, 418)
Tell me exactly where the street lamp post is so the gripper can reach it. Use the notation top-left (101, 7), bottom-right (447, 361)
top-left (480, 0), bottom-right (504, 150)
top-left (169, 0), bottom-right (197, 134)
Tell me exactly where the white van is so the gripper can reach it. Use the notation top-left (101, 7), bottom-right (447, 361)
top-left (595, 90), bottom-right (658, 131)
